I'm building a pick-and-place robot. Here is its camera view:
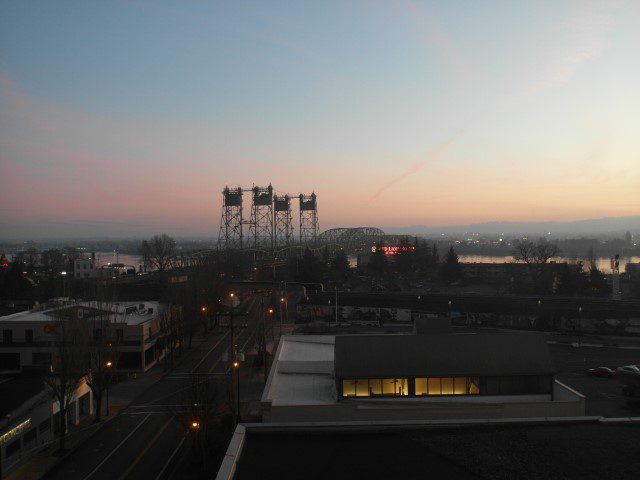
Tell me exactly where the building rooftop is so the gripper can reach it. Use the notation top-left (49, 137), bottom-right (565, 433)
top-left (263, 336), bottom-right (336, 407)
top-left (335, 332), bottom-right (556, 379)
top-left (0, 301), bottom-right (162, 326)
top-left (232, 422), bottom-right (640, 480)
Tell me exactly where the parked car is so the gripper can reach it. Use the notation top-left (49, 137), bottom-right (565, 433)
top-left (617, 365), bottom-right (640, 396)
top-left (586, 366), bottom-right (617, 378)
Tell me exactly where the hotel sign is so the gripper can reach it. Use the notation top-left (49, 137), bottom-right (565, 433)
top-left (371, 245), bottom-right (416, 256)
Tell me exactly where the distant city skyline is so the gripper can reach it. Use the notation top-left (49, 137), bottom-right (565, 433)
top-left (1, 1), bottom-right (639, 238)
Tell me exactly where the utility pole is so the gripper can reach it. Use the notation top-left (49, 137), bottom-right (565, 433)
top-left (335, 286), bottom-right (338, 326)
top-left (284, 281), bottom-right (289, 324)
top-left (218, 292), bottom-right (247, 424)
top-left (279, 289), bottom-right (284, 339)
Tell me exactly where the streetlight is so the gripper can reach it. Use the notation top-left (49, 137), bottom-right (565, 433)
top-left (105, 360), bottom-right (113, 417)
top-left (279, 297), bottom-right (285, 338)
top-left (61, 271), bottom-right (67, 298)
top-left (233, 360), bottom-right (241, 423)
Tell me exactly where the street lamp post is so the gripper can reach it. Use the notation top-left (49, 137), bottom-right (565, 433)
top-left (279, 296), bottom-right (285, 339)
top-left (233, 360), bottom-right (241, 424)
top-left (105, 360), bottom-right (113, 417)
top-left (334, 287), bottom-right (338, 326)
top-left (265, 307), bottom-right (274, 383)
top-left (61, 271), bottom-right (67, 298)
top-left (190, 420), bottom-right (200, 449)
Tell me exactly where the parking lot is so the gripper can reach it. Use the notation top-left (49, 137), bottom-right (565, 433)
top-left (549, 343), bottom-right (640, 417)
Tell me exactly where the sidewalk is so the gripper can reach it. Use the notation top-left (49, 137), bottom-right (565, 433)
top-left (6, 333), bottom-right (213, 480)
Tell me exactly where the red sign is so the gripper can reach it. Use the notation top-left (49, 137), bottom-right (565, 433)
top-left (44, 324), bottom-right (58, 335)
top-left (371, 245), bottom-right (416, 256)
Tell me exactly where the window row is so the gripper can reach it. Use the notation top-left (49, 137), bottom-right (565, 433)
top-left (415, 377), bottom-right (479, 396)
top-left (342, 378), bottom-right (408, 397)
top-left (341, 375), bottom-right (552, 398)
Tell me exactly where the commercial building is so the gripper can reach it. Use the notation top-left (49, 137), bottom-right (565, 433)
top-left (261, 332), bottom-right (585, 423)
top-left (73, 256), bottom-right (97, 279)
top-left (0, 300), bottom-right (167, 373)
top-left (0, 375), bottom-right (92, 477)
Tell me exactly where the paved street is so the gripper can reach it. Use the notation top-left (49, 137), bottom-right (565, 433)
top-left (41, 295), bottom-right (267, 480)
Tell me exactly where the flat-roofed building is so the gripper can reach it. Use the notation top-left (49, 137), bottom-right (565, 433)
top-left (335, 333), bottom-right (554, 399)
top-left (0, 301), bottom-right (167, 373)
top-left (261, 332), bottom-right (585, 423)
top-left (0, 375), bottom-right (92, 477)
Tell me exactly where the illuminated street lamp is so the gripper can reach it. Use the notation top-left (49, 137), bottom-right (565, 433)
top-left (191, 421), bottom-right (200, 430)
top-left (105, 360), bottom-right (113, 417)
top-left (61, 271), bottom-right (67, 298)
top-left (268, 308), bottom-right (274, 315)
top-left (279, 297), bottom-right (286, 338)
top-left (233, 360), bottom-right (241, 423)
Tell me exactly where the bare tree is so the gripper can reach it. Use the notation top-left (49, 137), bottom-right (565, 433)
top-left (168, 373), bottom-right (229, 472)
top-left (159, 305), bottom-right (184, 370)
top-left (140, 234), bottom-right (177, 272)
top-left (513, 238), bottom-right (560, 293)
top-left (43, 309), bottom-right (90, 453)
top-left (85, 301), bottom-right (120, 422)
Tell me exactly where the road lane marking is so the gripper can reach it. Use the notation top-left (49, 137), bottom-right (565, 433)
top-left (83, 413), bottom-right (152, 480)
top-left (192, 331), bottom-right (229, 372)
top-left (117, 416), bottom-right (173, 480)
top-left (155, 436), bottom-right (186, 480)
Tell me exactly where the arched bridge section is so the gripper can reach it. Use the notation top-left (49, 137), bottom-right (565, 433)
top-left (317, 227), bottom-right (385, 253)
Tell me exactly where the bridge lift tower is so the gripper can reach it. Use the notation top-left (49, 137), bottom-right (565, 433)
top-left (249, 185), bottom-right (274, 248)
top-left (299, 193), bottom-right (319, 244)
top-left (273, 194), bottom-right (293, 246)
top-left (218, 187), bottom-right (243, 249)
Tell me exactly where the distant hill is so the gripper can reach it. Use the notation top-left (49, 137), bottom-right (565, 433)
top-left (383, 216), bottom-right (640, 237)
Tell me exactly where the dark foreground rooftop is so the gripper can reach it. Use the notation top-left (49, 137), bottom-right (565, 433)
top-left (234, 423), bottom-right (640, 480)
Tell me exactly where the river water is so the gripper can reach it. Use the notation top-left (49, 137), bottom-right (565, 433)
top-left (458, 255), bottom-right (639, 274)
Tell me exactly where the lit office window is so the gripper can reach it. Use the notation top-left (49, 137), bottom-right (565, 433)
top-left (415, 378), bottom-right (428, 395)
top-left (441, 377), bottom-right (454, 395)
top-left (356, 379), bottom-right (369, 397)
top-left (382, 378), bottom-right (395, 395)
top-left (369, 379), bottom-right (382, 395)
top-left (428, 377), bottom-right (441, 395)
top-left (395, 378), bottom-right (408, 395)
top-left (382, 378), bottom-right (408, 395)
top-left (454, 377), bottom-right (467, 395)
top-left (342, 379), bottom-right (356, 397)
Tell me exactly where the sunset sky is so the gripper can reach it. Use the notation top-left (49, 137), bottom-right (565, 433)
top-left (1, 1), bottom-right (639, 238)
